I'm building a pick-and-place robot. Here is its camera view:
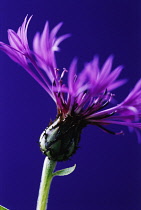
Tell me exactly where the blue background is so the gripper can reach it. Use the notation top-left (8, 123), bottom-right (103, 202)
top-left (0, 0), bottom-right (141, 210)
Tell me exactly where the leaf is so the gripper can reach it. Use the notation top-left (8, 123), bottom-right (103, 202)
top-left (0, 205), bottom-right (9, 210)
top-left (53, 164), bottom-right (76, 176)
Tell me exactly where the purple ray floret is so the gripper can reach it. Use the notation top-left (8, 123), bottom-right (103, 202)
top-left (0, 15), bottom-right (141, 143)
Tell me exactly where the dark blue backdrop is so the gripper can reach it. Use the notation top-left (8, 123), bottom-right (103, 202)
top-left (0, 0), bottom-right (141, 210)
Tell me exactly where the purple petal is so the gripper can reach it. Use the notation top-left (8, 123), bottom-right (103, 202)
top-left (100, 55), bottom-right (114, 79)
top-left (8, 30), bottom-right (23, 51)
top-left (68, 58), bottom-right (77, 91)
top-left (53, 34), bottom-right (71, 51)
top-left (0, 42), bottom-right (27, 67)
top-left (40, 21), bottom-right (49, 60)
top-left (50, 22), bottom-right (63, 42)
top-left (33, 32), bottom-right (40, 55)
top-left (108, 79), bottom-right (127, 91)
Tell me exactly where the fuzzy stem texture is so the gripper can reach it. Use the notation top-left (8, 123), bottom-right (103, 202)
top-left (36, 157), bottom-right (56, 210)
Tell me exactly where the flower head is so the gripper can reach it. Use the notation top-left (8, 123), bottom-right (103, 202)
top-left (0, 16), bottom-right (141, 161)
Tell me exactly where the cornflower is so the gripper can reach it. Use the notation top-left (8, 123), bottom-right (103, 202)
top-left (0, 15), bottom-right (141, 162)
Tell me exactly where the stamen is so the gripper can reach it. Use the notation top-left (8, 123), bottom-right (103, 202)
top-left (97, 124), bottom-right (124, 135)
top-left (54, 68), bottom-right (60, 71)
top-left (59, 68), bottom-right (68, 85)
top-left (90, 111), bottom-right (116, 120)
top-left (53, 80), bottom-right (56, 86)
top-left (104, 89), bottom-right (108, 95)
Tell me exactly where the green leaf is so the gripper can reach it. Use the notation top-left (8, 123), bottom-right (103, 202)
top-left (53, 164), bottom-right (76, 176)
top-left (0, 205), bottom-right (9, 210)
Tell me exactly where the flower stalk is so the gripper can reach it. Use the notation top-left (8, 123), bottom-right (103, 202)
top-left (36, 157), bottom-right (56, 210)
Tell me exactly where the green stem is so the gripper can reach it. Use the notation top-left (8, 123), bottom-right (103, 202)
top-left (36, 157), bottom-right (57, 210)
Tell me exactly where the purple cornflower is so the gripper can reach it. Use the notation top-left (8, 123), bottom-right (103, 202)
top-left (0, 16), bottom-right (141, 161)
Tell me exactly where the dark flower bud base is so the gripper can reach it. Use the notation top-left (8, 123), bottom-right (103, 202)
top-left (39, 115), bottom-right (86, 161)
